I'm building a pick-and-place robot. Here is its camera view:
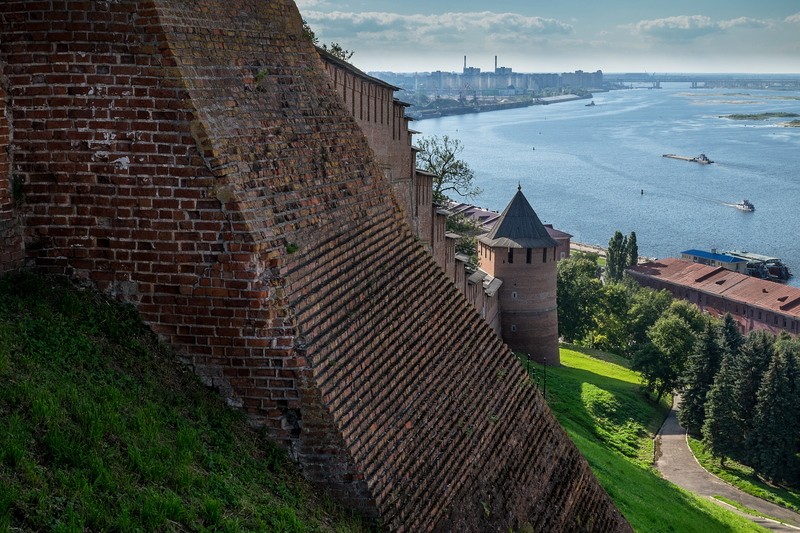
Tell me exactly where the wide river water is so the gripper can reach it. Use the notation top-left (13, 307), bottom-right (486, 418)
top-left (417, 84), bottom-right (800, 287)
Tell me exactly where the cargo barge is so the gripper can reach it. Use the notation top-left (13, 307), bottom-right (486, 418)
top-left (725, 250), bottom-right (792, 281)
top-left (680, 249), bottom-right (792, 282)
top-left (662, 153), bottom-right (713, 164)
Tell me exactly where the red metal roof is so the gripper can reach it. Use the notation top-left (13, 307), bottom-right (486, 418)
top-left (629, 258), bottom-right (800, 319)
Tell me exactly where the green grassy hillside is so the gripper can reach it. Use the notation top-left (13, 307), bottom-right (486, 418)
top-left (0, 271), bottom-right (770, 532)
top-left (531, 346), bottom-right (765, 532)
top-left (0, 272), bottom-right (369, 532)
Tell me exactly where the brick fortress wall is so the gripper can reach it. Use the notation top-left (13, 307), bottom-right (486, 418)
top-left (0, 1), bottom-right (630, 530)
top-left (0, 79), bottom-right (24, 272)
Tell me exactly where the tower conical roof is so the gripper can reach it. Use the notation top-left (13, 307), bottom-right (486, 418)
top-left (478, 187), bottom-right (558, 249)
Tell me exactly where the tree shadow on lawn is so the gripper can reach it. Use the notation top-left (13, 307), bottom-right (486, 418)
top-left (523, 350), bottom-right (760, 532)
top-left (530, 355), bottom-right (667, 456)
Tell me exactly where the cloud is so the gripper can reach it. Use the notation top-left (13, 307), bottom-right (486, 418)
top-left (629, 15), bottom-right (721, 41)
top-left (718, 17), bottom-right (771, 30)
top-left (303, 10), bottom-right (573, 46)
top-left (295, 0), bottom-right (329, 8)
top-left (629, 15), bottom-right (771, 42)
top-left (786, 12), bottom-right (800, 24)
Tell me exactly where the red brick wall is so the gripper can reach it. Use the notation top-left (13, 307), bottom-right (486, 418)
top-left (413, 169), bottom-right (434, 248)
top-left (322, 58), bottom-right (415, 229)
top-left (0, 1), bottom-right (629, 530)
top-left (0, 80), bottom-right (24, 272)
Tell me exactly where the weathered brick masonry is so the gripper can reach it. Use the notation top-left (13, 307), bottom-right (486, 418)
top-left (0, 1), bottom-right (630, 530)
top-left (0, 81), bottom-right (24, 272)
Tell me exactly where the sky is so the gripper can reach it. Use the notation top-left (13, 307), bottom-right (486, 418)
top-left (295, 1), bottom-right (800, 74)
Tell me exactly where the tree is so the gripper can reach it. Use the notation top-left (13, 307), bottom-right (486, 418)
top-left (320, 42), bottom-right (355, 61)
top-left (631, 342), bottom-right (673, 402)
top-left (605, 231), bottom-right (626, 282)
top-left (702, 350), bottom-right (744, 465)
top-left (626, 287), bottom-right (672, 355)
top-left (302, 19), bottom-right (355, 61)
top-left (626, 231), bottom-right (639, 267)
top-left (302, 19), bottom-right (318, 44)
top-left (589, 282), bottom-right (630, 352)
top-left (556, 253), bottom-right (602, 343)
top-left (636, 312), bottom-right (697, 401)
top-left (731, 329), bottom-right (775, 452)
top-left (606, 230), bottom-right (638, 282)
top-left (718, 313), bottom-right (744, 359)
top-left (678, 321), bottom-right (723, 436)
top-left (666, 300), bottom-right (707, 335)
top-left (746, 349), bottom-right (800, 482)
top-left (416, 135), bottom-right (482, 204)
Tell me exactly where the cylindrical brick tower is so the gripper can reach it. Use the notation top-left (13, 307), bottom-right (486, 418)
top-left (478, 187), bottom-right (559, 365)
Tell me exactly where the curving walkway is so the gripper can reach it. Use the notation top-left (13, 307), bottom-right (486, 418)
top-left (655, 396), bottom-right (800, 532)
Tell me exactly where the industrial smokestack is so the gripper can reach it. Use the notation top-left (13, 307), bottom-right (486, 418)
top-left (464, 55), bottom-right (467, 70)
top-left (495, 55), bottom-right (497, 70)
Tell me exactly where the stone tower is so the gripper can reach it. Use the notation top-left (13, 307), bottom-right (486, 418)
top-left (478, 187), bottom-right (560, 364)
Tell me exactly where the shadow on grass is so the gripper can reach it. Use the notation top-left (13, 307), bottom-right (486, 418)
top-left (522, 347), bottom-right (762, 532)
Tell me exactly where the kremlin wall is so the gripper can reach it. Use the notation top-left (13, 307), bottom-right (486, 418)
top-left (0, 1), bottom-right (629, 530)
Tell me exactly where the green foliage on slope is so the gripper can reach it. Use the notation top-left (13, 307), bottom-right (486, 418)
top-left (0, 272), bottom-right (369, 532)
top-left (689, 437), bottom-right (800, 514)
top-left (530, 346), bottom-right (764, 532)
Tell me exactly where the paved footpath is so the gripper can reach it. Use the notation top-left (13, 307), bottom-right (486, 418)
top-left (655, 396), bottom-right (800, 532)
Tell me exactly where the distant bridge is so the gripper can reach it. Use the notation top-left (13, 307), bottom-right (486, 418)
top-left (604, 74), bottom-right (800, 89)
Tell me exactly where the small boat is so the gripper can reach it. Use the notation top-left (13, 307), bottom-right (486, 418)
top-left (735, 199), bottom-right (755, 212)
top-left (585, 100), bottom-right (595, 107)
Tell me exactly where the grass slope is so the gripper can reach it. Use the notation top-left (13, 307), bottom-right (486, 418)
top-left (0, 272), bottom-right (370, 532)
top-left (530, 346), bottom-right (764, 532)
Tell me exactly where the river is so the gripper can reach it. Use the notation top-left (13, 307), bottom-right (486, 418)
top-left (416, 84), bottom-right (800, 287)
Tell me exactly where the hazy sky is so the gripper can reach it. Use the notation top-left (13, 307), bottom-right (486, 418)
top-left (296, 1), bottom-right (800, 74)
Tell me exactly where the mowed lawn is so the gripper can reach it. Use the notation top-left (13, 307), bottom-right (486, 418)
top-left (528, 346), bottom-right (764, 532)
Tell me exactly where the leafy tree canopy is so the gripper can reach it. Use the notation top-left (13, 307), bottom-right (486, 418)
top-left (606, 230), bottom-right (639, 282)
top-left (626, 287), bottom-right (673, 353)
top-left (556, 253), bottom-right (602, 343)
top-left (416, 135), bottom-right (482, 204)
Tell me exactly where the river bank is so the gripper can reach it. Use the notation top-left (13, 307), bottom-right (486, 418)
top-left (410, 93), bottom-right (593, 120)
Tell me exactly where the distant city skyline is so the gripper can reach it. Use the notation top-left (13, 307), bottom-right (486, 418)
top-left (296, 1), bottom-right (800, 74)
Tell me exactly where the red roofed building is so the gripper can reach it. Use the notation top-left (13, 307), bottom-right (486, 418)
top-left (628, 258), bottom-right (800, 336)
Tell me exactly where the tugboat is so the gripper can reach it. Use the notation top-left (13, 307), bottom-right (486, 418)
top-left (735, 199), bottom-right (755, 212)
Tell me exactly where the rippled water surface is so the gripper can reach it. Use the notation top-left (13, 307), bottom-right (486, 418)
top-left (417, 85), bottom-right (800, 286)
